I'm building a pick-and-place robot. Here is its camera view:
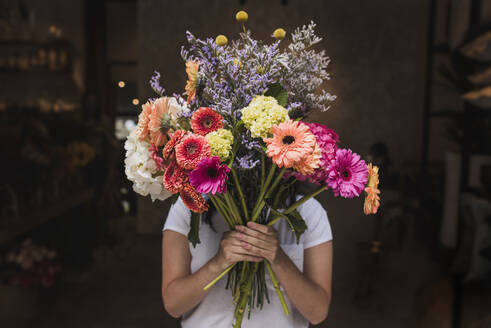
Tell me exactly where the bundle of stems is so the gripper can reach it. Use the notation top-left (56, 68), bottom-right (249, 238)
top-left (203, 158), bottom-right (327, 327)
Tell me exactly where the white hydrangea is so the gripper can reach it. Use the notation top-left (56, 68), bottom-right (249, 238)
top-left (124, 129), bottom-right (171, 202)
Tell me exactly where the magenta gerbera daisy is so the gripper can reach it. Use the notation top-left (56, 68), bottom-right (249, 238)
top-left (326, 148), bottom-right (368, 198)
top-left (175, 134), bottom-right (211, 170)
top-left (189, 156), bottom-right (230, 195)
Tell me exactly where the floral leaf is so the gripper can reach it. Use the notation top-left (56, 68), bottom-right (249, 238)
top-left (265, 83), bottom-right (288, 107)
top-left (188, 212), bottom-right (201, 247)
top-left (176, 117), bottom-right (191, 131)
top-left (268, 207), bottom-right (307, 244)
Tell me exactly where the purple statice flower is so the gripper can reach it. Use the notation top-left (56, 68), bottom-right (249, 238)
top-left (150, 71), bottom-right (165, 96)
top-left (236, 153), bottom-right (260, 169)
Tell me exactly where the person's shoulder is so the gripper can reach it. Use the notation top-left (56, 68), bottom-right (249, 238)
top-left (297, 196), bottom-right (327, 220)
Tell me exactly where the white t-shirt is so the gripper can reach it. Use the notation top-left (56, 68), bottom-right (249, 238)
top-left (163, 196), bottom-right (333, 328)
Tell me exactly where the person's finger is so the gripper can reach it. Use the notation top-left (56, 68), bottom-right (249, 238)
top-left (237, 232), bottom-right (271, 251)
top-left (235, 225), bottom-right (268, 242)
top-left (236, 254), bottom-right (263, 262)
top-left (241, 241), bottom-right (268, 258)
top-left (246, 222), bottom-right (276, 236)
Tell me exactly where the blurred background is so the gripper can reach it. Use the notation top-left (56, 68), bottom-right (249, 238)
top-left (0, 0), bottom-right (490, 327)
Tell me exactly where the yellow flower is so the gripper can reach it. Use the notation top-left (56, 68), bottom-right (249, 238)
top-left (366, 163), bottom-right (379, 189)
top-left (206, 128), bottom-right (234, 161)
top-left (256, 65), bottom-right (264, 74)
top-left (233, 58), bottom-right (242, 68)
top-left (273, 28), bottom-right (286, 40)
top-left (216, 35), bottom-right (228, 46)
top-left (241, 96), bottom-right (289, 138)
top-left (236, 10), bottom-right (248, 23)
top-left (185, 61), bottom-right (199, 104)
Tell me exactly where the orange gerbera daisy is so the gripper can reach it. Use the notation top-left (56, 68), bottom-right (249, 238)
top-left (135, 101), bottom-right (152, 141)
top-left (264, 120), bottom-right (317, 169)
top-left (180, 184), bottom-right (209, 213)
top-left (185, 61), bottom-right (199, 104)
top-left (149, 97), bottom-right (171, 147)
top-left (363, 163), bottom-right (381, 215)
top-left (294, 142), bottom-right (321, 175)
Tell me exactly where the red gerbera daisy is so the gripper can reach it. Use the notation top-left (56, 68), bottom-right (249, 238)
top-left (180, 184), bottom-right (209, 213)
top-left (175, 134), bottom-right (211, 170)
top-left (162, 130), bottom-right (187, 162)
top-left (190, 107), bottom-right (224, 136)
top-left (163, 161), bottom-right (188, 194)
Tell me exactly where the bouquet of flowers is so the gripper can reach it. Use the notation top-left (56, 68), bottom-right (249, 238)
top-left (125, 11), bottom-right (381, 327)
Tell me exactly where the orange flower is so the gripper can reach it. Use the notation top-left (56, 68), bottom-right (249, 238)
top-left (363, 163), bottom-right (381, 215)
top-left (264, 120), bottom-right (316, 169)
top-left (180, 184), bottom-right (209, 213)
top-left (185, 61), bottom-right (199, 104)
top-left (149, 97), bottom-right (171, 147)
top-left (135, 101), bottom-right (152, 141)
top-left (293, 142), bottom-right (321, 175)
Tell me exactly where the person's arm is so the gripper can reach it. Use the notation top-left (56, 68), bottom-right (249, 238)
top-left (161, 229), bottom-right (263, 318)
top-left (236, 222), bottom-right (333, 325)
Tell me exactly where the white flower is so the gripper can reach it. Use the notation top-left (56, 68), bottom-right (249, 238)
top-left (124, 129), bottom-right (171, 202)
top-left (167, 96), bottom-right (189, 120)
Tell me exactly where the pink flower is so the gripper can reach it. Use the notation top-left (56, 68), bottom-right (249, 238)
top-left (292, 122), bottom-right (339, 183)
top-left (175, 134), bottom-right (211, 170)
top-left (326, 148), bottom-right (368, 198)
top-left (189, 156), bottom-right (230, 195)
top-left (135, 101), bottom-right (152, 141)
top-left (149, 144), bottom-right (165, 171)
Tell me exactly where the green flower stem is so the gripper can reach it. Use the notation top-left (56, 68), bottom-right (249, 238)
top-left (233, 262), bottom-right (249, 304)
top-left (210, 195), bottom-right (234, 228)
top-left (264, 167), bottom-right (287, 199)
top-left (203, 263), bottom-right (235, 291)
top-left (267, 216), bottom-right (281, 226)
top-left (231, 167), bottom-right (249, 221)
top-left (222, 193), bottom-right (242, 225)
top-left (284, 184), bottom-right (327, 215)
top-left (233, 262), bottom-right (260, 328)
top-left (260, 154), bottom-right (266, 189)
top-left (265, 261), bottom-right (290, 315)
top-left (251, 166), bottom-right (286, 222)
top-left (251, 164), bottom-right (277, 221)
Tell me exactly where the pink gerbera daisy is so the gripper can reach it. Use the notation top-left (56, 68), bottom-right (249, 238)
top-left (326, 148), bottom-right (368, 198)
top-left (189, 156), bottom-right (230, 195)
top-left (180, 184), bottom-right (209, 213)
top-left (264, 120), bottom-right (316, 169)
top-left (175, 134), bottom-right (211, 170)
top-left (190, 107), bottom-right (224, 136)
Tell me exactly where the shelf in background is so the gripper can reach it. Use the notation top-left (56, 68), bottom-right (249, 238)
top-left (0, 188), bottom-right (95, 244)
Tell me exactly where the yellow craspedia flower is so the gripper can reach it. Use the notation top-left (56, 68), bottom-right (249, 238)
top-left (233, 58), bottom-right (242, 68)
top-left (256, 65), bottom-right (264, 74)
top-left (241, 96), bottom-right (289, 139)
top-left (235, 10), bottom-right (248, 23)
top-left (273, 28), bottom-right (286, 40)
top-left (216, 35), bottom-right (228, 46)
top-left (206, 128), bottom-right (234, 161)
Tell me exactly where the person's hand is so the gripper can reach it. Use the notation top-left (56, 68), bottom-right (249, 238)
top-left (235, 222), bottom-right (285, 266)
top-left (213, 230), bottom-right (263, 271)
